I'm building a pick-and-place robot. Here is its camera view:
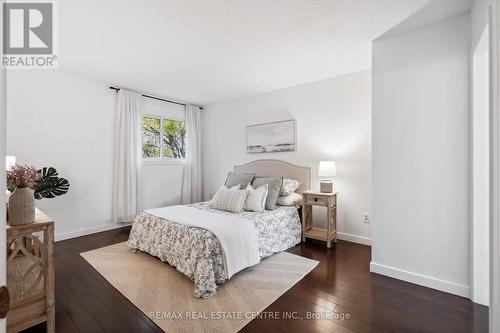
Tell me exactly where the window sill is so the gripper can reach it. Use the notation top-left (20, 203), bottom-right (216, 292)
top-left (142, 159), bottom-right (185, 165)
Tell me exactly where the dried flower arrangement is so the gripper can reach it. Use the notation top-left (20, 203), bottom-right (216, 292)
top-left (6, 164), bottom-right (41, 191)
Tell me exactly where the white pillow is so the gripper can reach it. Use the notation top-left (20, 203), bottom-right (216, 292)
top-left (244, 184), bottom-right (268, 213)
top-left (276, 192), bottom-right (302, 206)
top-left (210, 184), bottom-right (241, 202)
top-left (210, 188), bottom-right (247, 213)
top-left (280, 178), bottom-right (302, 196)
top-left (219, 184), bottom-right (241, 190)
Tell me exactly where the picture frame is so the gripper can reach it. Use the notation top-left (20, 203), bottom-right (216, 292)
top-left (246, 119), bottom-right (296, 153)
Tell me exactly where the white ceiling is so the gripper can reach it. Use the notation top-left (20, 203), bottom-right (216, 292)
top-left (57, 0), bottom-right (430, 105)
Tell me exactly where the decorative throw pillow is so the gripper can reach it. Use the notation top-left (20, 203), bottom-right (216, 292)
top-left (210, 184), bottom-right (240, 201)
top-left (277, 192), bottom-right (302, 206)
top-left (244, 184), bottom-right (268, 213)
top-left (280, 178), bottom-right (302, 196)
top-left (220, 184), bottom-right (241, 190)
top-left (210, 188), bottom-right (247, 213)
top-left (252, 176), bottom-right (283, 210)
top-left (224, 172), bottom-right (256, 189)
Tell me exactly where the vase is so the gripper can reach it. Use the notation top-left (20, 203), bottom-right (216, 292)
top-left (8, 188), bottom-right (35, 225)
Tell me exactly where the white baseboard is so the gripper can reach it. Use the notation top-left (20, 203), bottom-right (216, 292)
top-left (55, 222), bottom-right (132, 242)
top-left (337, 232), bottom-right (372, 246)
top-left (370, 261), bottom-right (470, 298)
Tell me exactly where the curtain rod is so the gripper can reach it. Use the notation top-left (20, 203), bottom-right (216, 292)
top-left (109, 86), bottom-right (203, 110)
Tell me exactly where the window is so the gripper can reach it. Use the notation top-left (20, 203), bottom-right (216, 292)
top-left (162, 118), bottom-right (186, 158)
top-left (142, 117), bottom-right (161, 158)
top-left (142, 116), bottom-right (186, 159)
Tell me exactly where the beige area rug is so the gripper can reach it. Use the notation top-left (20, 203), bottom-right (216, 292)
top-left (81, 242), bottom-right (318, 333)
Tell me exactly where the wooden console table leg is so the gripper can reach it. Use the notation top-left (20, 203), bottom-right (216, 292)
top-left (45, 224), bottom-right (55, 333)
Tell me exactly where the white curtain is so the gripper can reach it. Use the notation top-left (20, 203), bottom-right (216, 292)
top-left (112, 89), bottom-right (143, 222)
top-left (181, 105), bottom-right (202, 204)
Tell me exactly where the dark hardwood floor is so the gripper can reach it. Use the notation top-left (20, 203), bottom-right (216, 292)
top-left (23, 227), bottom-right (488, 333)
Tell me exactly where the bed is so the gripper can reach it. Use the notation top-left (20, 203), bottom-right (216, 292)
top-left (127, 159), bottom-right (311, 298)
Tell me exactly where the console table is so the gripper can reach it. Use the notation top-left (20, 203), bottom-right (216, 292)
top-left (302, 190), bottom-right (338, 248)
top-left (6, 209), bottom-right (55, 333)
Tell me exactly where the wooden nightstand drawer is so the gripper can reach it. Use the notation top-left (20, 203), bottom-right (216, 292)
top-left (305, 194), bottom-right (335, 207)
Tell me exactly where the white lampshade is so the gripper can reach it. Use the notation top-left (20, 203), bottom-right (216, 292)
top-left (5, 155), bottom-right (16, 170)
top-left (318, 161), bottom-right (336, 178)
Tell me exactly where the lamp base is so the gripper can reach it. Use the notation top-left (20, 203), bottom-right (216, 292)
top-left (320, 179), bottom-right (333, 193)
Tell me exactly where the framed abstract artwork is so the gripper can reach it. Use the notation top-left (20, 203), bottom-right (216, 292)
top-left (246, 119), bottom-right (296, 153)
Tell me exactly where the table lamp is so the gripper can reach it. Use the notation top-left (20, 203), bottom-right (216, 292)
top-left (318, 161), bottom-right (336, 193)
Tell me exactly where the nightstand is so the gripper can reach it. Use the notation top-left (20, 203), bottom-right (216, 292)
top-left (302, 190), bottom-right (337, 248)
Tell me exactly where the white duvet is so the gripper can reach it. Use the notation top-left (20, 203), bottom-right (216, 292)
top-left (145, 205), bottom-right (261, 278)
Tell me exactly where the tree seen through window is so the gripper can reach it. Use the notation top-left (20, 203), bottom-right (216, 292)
top-left (142, 116), bottom-right (186, 159)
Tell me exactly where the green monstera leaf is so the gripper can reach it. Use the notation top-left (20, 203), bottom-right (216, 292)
top-left (34, 167), bottom-right (70, 200)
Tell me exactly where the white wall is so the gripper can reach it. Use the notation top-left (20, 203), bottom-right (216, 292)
top-left (203, 70), bottom-right (372, 244)
top-left (6, 70), bottom-right (184, 240)
top-left (371, 15), bottom-right (472, 297)
top-left (471, 0), bottom-right (490, 51)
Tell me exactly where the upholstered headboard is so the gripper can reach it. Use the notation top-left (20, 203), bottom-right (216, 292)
top-left (234, 159), bottom-right (311, 194)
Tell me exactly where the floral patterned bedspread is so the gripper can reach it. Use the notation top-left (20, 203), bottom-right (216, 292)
top-left (127, 202), bottom-right (301, 298)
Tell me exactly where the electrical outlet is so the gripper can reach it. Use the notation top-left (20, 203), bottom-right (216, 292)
top-left (362, 213), bottom-right (370, 223)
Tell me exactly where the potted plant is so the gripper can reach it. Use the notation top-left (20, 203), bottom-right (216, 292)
top-left (33, 167), bottom-right (70, 199)
top-left (6, 165), bottom-right (70, 225)
top-left (6, 164), bottom-right (41, 225)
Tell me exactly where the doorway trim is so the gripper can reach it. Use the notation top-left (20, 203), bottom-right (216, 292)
top-left (472, 23), bottom-right (490, 306)
top-left (489, 1), bottom-right (500, 331)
